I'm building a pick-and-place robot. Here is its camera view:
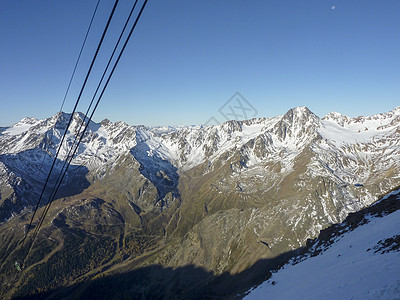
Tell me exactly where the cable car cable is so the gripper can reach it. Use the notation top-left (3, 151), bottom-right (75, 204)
top-left (21, 0), bottom-right (148, 265)
top-left (19, 0), bottom-right (120, 252)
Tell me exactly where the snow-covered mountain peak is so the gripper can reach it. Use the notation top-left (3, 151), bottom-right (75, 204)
top-left (2, 117), bottom-right (41, 136)
top-left (287, 105), bottom-right (313, 116)
top-left (100, 118), bottom-right (112, 127)
top-left (324, 107), bottom-right (400, 126)
top-left (220, 119), bottom-right (243, 132)
top-left (318, 106), bottom-right (400, 146)
top-left (242, 117), bottom-right (267, 126)
top-left (384, 105), bottom-right (400, 116)
top-left (270, 106), bottom-right (320, 146)
top-left (279, 106), bottom-right (320, 128)
top-left (20, 117), bottom-right (39, 125)
top-left (393, 105), bottom-right (400, 114)
top-left (322, 111), bottom-right (351, 127)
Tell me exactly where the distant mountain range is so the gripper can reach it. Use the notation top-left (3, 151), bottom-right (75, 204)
top-left (0, 106), bottom-right (399, 298)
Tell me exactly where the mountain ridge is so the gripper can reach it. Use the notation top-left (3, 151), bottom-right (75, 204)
top-left (0, 106), bottom-right (399, 298)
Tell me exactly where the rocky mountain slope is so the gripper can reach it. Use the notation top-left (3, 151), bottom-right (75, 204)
top-left (245, 188), bottom-right (400, 299)
top-left (0, 106), bottom-right (399, 298)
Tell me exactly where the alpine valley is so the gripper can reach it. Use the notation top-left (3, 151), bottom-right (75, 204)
top-left (0, 106), bottom-right (399, 299)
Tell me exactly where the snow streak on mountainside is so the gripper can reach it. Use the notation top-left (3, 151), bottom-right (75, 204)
top-left (245, 189), bottom-right (400, 300)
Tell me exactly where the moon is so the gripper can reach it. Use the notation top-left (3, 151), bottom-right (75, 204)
top-left (331, 5), bottom-right (336, 10)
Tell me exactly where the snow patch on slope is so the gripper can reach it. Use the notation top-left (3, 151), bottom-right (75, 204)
top-left (3, 117), bottom-right (39, 136)
top-left (320, 107), bottom-right (400, 145)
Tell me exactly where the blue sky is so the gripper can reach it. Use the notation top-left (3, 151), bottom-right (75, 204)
top-left (1, 0), bottom-right (399, 126)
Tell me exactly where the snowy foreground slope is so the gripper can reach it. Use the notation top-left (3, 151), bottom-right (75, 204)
top-left (246, 190), bottom-right (400, 300)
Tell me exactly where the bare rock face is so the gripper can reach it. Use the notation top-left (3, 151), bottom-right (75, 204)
top-left (0, 106), bottom-right (400, 298)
